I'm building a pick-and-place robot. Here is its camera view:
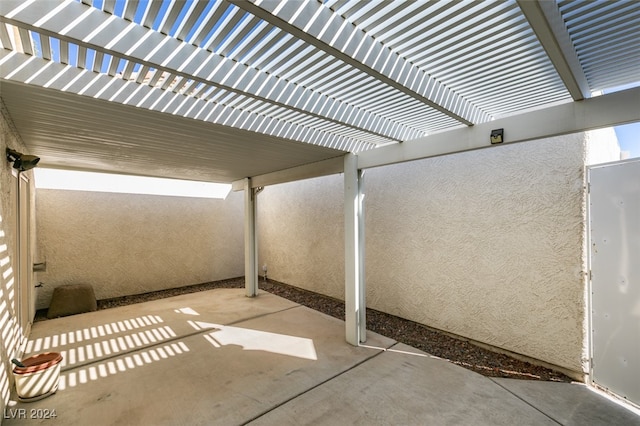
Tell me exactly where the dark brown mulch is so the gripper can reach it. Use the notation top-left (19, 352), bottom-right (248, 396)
top-left (259, 279), bottom-right (572, 382)
top-left (35, 277), bottom-right (572, 382)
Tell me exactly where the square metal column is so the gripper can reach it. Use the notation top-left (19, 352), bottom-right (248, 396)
top-left (244, 178), bottom-right (258, 297)
top-left (344, 154), bottom-right (366, 345)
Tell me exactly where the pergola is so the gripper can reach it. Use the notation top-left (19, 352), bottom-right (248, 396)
top-left (1, 0), bottom-right (639, 344)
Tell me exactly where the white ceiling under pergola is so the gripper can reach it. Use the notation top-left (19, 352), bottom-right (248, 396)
top-left (0, 0), bottom-right (639, 183)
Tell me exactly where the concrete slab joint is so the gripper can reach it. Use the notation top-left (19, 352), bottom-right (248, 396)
top-left (7, 289), bottom-right (639, 425)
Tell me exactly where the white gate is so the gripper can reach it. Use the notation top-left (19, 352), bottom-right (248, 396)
top-left (588, 158), bottom-right (640, 407)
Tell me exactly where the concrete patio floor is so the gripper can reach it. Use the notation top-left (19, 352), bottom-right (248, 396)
top-left (5, 288), bottom-right (639, 425)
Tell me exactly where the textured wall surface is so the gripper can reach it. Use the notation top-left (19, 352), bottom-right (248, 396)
top-left (36, 189), bottom-right (244, 308)
top-left (365, 135), bottom-right (589, 374)
top-left (258, 134), bottom-right (606, 375)
top-left (258, 174), bottom-right (344, 300)
top-left (0, 100), bottom-right (34, 413)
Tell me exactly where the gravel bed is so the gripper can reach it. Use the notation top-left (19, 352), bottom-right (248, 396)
top-left (35, 277), bottom-right (572, 382)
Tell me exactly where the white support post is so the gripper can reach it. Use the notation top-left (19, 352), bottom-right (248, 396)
top-left (357, 167), bottom-right (366, 342)
top-left (344, 154), bottom-right (366, 345)
top-left (244, 178), bottom-right (258, 297)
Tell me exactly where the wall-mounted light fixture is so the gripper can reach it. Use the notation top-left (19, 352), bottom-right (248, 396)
top-left (490, 129), bottom-right (504, 144)
top-left (6, 148), bottom-right (40, 171)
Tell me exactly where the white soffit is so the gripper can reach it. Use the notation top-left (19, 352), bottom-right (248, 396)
top-left (0, 80), bottom-right (345, 182)
top-left (0, 0), bottom-right (639, 182)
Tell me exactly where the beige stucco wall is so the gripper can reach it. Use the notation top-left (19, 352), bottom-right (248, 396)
top-left (0, 100), bottom-right (35, 414)
top-left (365, 135), bottom-right (589, 374)
top-left (258, 133), bottom-right (614, 375)
top-left (35, 189), bottom-right (244, 308)
top-left (258, 174), bottom-right (345, 300)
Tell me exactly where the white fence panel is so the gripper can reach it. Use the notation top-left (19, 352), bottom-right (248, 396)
top-left (589, 158), bottom-right (640, 406)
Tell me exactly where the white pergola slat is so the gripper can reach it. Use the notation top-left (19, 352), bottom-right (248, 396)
top-left (0, 0), bottom-right (640, 177)
top-left (559, 0), bottom-right (640, 92)
top-left (357, 86), bottom-right (640, 171)
top-left (175, 1), bottom-right (209, 42)
top-left (142, 1), bottom-right (164, 30)
top-left (0, 49), bottom-right (370, 151)
top-left (518, 0), bottom-right (590, 100)
top-left (0, 0), bottom-right (417, 148)
top-left (229, 0), bottom-right (490, 126)
top-left (341, 0), bottom-right (572, 118)
top-left (1, 0), bottom-right (638, 185)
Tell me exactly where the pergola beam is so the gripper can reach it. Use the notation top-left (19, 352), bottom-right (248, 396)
top-left (0, 0), bottom-right (411, 145)
top-left (232, 156), bottom-right (345, 191)
top-left (358, 86), bottom-right (640, 170)
top-left (517, 0), bottom-right (591, 100)
top-left (229, 0), bottom-right (490, 126)
top-left (0, 49), bottom-right (357, 151)
top-left (234, 86), bottom-right (640, 189)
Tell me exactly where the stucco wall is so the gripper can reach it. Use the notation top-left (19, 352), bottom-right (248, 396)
top-left (365, 135), bottom-right (590, 374)
top-left (258, 174), bottom-right (345, 300)
top-left (258, 133), bottom-right (601, 375)
top-left (0, 100), bottom-right (34, 415)
top-left (35, 189), bottom-right (244, 308)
